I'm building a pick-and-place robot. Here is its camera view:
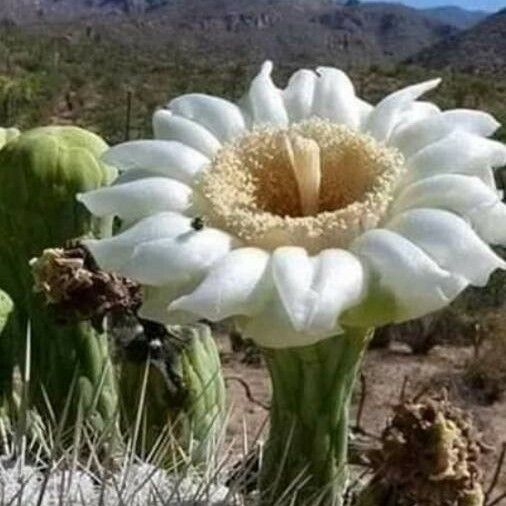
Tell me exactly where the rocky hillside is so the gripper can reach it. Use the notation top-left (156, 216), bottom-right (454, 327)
top-left (422, 6), bottom-right (487, 29)
top-left (0, 0), bottom-right (462, 66)
top-left (0, 0), bottom-right (169, 21)
top-left (411, 9), bottom-right (506, 75)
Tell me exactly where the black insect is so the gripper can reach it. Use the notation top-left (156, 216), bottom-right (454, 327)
top-left (191, 216), bottom-right (205, 231)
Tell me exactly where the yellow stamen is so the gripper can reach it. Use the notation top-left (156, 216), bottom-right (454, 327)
top-left (197, 119), bottom-right (406, 253)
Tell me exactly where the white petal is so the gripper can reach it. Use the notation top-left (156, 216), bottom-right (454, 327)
top-left (390, 174), bottom-right (506, 246)
top-left (283, 69), bottom-right (317, 122)
top-left (387, 208), bottom-right (505, 286)
top-left (350, 229), bottom-right (467, 324)
top-left (152, 109), bottom-right (222, 158)
top-left (168, 93), bottom-right (246, 142)
top-left (391, 174), bottom-right (499, 216)
top-left (122, 228), bottom-right (235, 286)
top-left (78, 177), bottom-right (193, 223)
top-left (271, 247), bottom-right (365, 333)
top-left (242, 296), bottom-right (320, 349)
top-left (170, 248), bottom-right (271, 320)
top-left (83, 212), bottom-right (190, 272)
top-left (389, 101), bottom-right (441, 135)
top-left (470, 202), bottom-right (506, 246)
top-left (405, 131), bottom-right (506, 186)
top-left (390, 110), bottom-right (500, 157)
top-left (139, 286), bottom-right (196, 325)
top-left (243, 61), bottom-right (288, 127)
top-left (113, 168), bottom-right (161, 184)
top-left (102, 140), bottom-right (209, 184)
top-left (357, 98), bottom-right (374, 129)
top-left (312, 67), bottom-right (360, 128)
top-left (365, 79), bottom-right (441, 141)
top-left (305, 249), bottom-right (365, 332)
top-left (270, 247), bottom-right (314, 332)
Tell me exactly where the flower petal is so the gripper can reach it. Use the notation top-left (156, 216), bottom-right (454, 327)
top-left (168, 93), bottom-right (246, 142)
top-left (283, 68), bottom-right (317, 122)
top-left (306, 249), bottom-right (366, 332)
top-left (243, 61), bottom-right (288, 127)
top-left (169, 247), bottom-right (271, 321)
top-left (390, 110), bottom-right (500, 157)
top-left (78, 177), bottom-right (193, 224)
top-left (365, 79), bottom-right (441, 141)
top-left (102, 140), bottom-right (209, 184)
top-left (389, 101), bottom-right (441, 137)
top-left (112, 168), bottom-right (161, 184)
top-left (405, 131), bottom-right (506, 187)
top-left (122, 228), bottom-right (235, 286)
top-left (391, 173), bottom-right (498, 215)
top-left (271, 247), bottom-right (365, 333)
top-left (139, 286), bottom-right (196, 325)
top-left (470, 202), bottom-right (506, 246)
top-left (387, 208), bottom-right (505, 286)
top-left (83, 212), bottom-right (190, 272)
top-left (312, 67), bottom-right (360, 128)
top-left (389, 174), bottom-right (506, 245)
top-left (349, 229), bottom-right (467, 325)
top-left (357, 98), bottom-right (374, 129)
top-left (242, 296), bottom-right (317, 349)
top-left (270, 247), bottom-right (314, 332)
top-left (152, 109), bottom-right (222, 158)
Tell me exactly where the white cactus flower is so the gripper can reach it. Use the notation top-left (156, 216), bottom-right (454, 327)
top-left (79, 61), bottom-right (506, 349)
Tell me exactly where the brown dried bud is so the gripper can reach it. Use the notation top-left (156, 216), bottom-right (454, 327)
top-left (31, 245), bottom-right (141, 330)
top-left (366, 391), bottom-right (486, 506)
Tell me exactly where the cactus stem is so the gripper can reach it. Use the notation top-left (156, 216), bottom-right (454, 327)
top-left (259, 328), bottom-right (372, 506)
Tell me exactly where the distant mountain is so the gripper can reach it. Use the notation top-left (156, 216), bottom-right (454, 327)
top-left (410, 8), bottom-right (506, 75)
top-left (0, 0), bottom-right (459, 66)
top-left (422, 6), bottom-right (487, 29)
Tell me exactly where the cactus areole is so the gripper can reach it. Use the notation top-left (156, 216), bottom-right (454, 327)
top-left (0, 126), bottom-right (117, 428)
top-left (80, 63), bottom-right (506, 503)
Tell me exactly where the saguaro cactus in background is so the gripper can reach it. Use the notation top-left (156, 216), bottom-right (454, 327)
top-left (0, 126), bottom-right (118, 431)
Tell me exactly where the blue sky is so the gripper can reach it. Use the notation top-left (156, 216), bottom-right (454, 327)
top-left (366, 0), bottom-right (505, 11)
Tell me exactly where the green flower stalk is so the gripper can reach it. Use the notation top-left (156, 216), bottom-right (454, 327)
top-left (79, 62), bottom-right (506, 503)
top-left (259, 330), bottom-right (372, 504)
top-left (0, 126), bottom-right (117, 431)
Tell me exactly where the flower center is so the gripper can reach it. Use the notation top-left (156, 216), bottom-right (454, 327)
top-left (197, 119), bottom-right (405, 253)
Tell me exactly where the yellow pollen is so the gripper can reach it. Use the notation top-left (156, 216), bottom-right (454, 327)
top-left (282, 133), bottom-right (321, 217)
top-left (196, 118), bottom-right (406, 253)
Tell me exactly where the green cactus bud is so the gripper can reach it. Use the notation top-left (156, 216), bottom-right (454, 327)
top-left (118, 323), bottom-right (226, 466)
top-left (0, 290), bottom-right (14, 407)
top-left (0, 128), bottom-right (20, 150)
top-left (0, 126), bottom-right (118, 432)
top-left (0, 291), bottom-right (12, 332)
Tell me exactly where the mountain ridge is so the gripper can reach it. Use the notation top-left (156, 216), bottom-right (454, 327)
top-left (410, 8), bottom-right (506, 74)
top-left (0, 0), bottom-right (464, 67)
top-left (422, 5), bottom-right (487, 29)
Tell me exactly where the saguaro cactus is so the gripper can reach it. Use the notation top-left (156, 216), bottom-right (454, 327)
top-left (0, 126), bottom-right (117, 431)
